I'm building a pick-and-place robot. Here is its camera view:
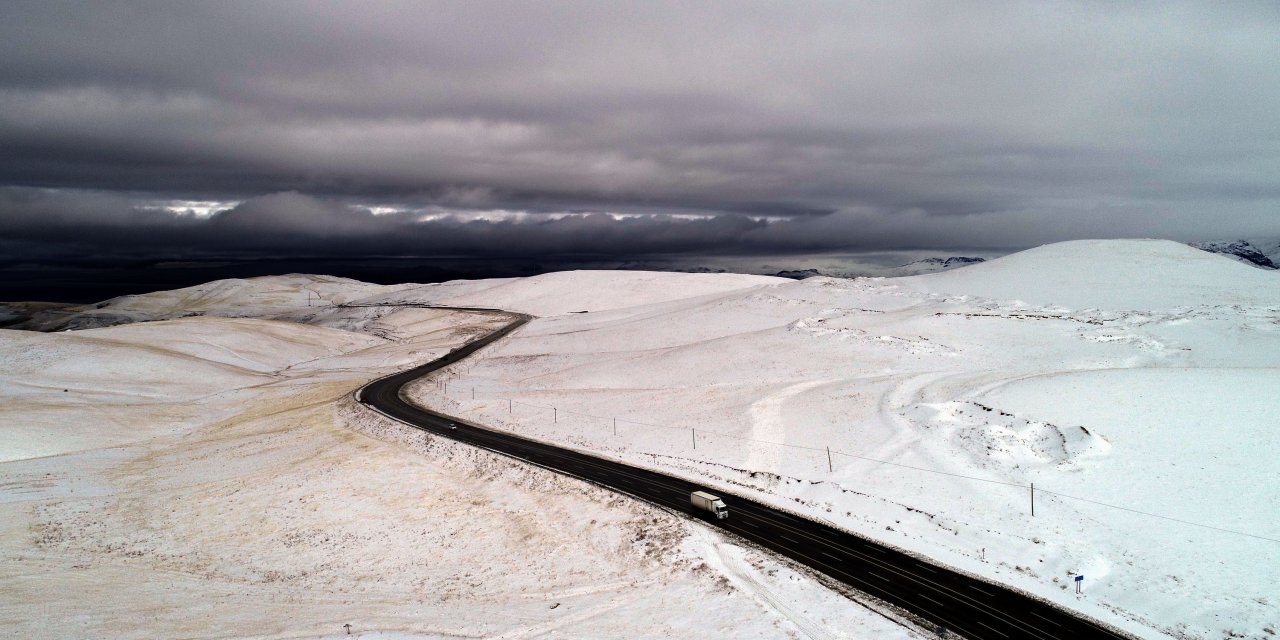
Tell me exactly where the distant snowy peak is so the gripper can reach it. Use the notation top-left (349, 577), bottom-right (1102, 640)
top-left (908, 256), bottom-right (986, 270)
top-left (888, 256), bottom-right (985, 276)
top-left (1188, 240), bottom-right (1278, 270)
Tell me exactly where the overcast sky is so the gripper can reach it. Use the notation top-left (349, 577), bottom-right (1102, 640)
top-left (2, 1), bottom-right (1279, 263)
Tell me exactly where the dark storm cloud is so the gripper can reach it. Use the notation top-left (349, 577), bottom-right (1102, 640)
top-left (0, 187), bottom-right (772, 260)
top-left (1, 1), bottom-right (1279, 258)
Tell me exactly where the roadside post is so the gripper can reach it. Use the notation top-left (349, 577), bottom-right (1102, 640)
top-left (1075, 575), bottom-right (1084, 594)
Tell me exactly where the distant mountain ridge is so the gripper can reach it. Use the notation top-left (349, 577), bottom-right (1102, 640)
top-left (1188, 240), bottom-right (1278, 270)
top-left (771, 268), bottom-right (823, 280)
top-left (767, 257), bottom-right (987, 280)
top-left (904, 256), bottom-right (986, 270)
top-left (880, 256), bottom-right (986, 277)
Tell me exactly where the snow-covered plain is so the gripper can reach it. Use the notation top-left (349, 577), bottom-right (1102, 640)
top-left (4, 240), bottom-right (1277, 639)
top-left (1, 275), bottom-right (914, 639)
top-left (383, 240), bottom-right (1280, 640)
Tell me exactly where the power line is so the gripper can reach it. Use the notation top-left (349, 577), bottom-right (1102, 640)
top-left (450, 386), bottom-right (1279, 544)
top-left (1034, 487), bottom-right (1280, 544)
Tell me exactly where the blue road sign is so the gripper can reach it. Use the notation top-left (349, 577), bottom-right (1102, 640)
top-left (1074, 575), bottom-right (1084, 582)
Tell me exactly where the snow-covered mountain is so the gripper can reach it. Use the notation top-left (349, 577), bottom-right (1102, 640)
top-left (886, 255), bottom-right (985, 276)
top-left (1188, 239), bottom-right (1278, 269)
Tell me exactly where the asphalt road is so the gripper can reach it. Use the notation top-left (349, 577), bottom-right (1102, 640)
top-left (356, 306), bottom-right (1133, 640)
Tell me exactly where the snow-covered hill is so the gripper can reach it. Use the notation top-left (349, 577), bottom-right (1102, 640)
top-left (1, 275), bottom-right (901, 639)
top-left (406, 239), bottom-right (1278, 639)
top-left (906, 238), bottom-right (1279, 310)
top-left (11, 274), bottom-right (410, 332)
top-left (358, 269), bottom-right (783, 316)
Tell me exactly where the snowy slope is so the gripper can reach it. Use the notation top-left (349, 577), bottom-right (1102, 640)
top-left (407, 239), bottom-right (1280, 639)
top-left (903, 239), bottom-right (1279, 310)
top-left (13, 274), bottom-right (413, 331)
top-left (1, 284), bottom-right (912, 639)
top-left (360, 269), bottom-right (784, 316)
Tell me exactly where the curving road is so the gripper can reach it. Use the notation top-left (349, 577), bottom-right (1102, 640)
top-left (355, 305), bottom-right (1133, 640)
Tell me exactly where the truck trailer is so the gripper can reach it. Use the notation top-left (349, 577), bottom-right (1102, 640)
top-left (690, 491), bottom-right (729, 519)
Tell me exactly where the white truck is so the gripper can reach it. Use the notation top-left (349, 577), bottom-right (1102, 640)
top-left (690, 491), bottom-right (729, 520)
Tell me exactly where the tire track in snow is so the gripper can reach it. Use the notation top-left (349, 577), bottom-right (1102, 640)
top-left (745, 379), bottom-right (832, 475)
top-left (708, 541), bottom-right (837, 640)
top-left (490, 598), bottom-right (630, 639)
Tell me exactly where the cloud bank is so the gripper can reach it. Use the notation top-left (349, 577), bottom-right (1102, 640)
top-left (2, 1), bottom-right (1278, 261)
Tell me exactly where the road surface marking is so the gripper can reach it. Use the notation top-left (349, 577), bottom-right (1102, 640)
top-left (917, 592), bottom-right (946, 608)
top-left (975, 620), bottom-right (1009, 637)
top-left (1030, 611), bottom-right (1061, 627)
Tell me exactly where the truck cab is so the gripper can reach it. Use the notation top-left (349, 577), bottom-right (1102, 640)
top-left (690, 491), bottom-right (729, 520)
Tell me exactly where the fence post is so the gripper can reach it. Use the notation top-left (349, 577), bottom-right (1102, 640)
top-left (509, 398), bottom-right (513, 414)
top-left (553, 407), bottom-right (557, 423)
top-left (827, 446), bottom-right (833, 473)
top-left (613, 417), bottom-right (617, 436)
top-left (1030, 482), bottom-right (1035, 517)
top-left (692, 428), bottom-right (697, 450)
